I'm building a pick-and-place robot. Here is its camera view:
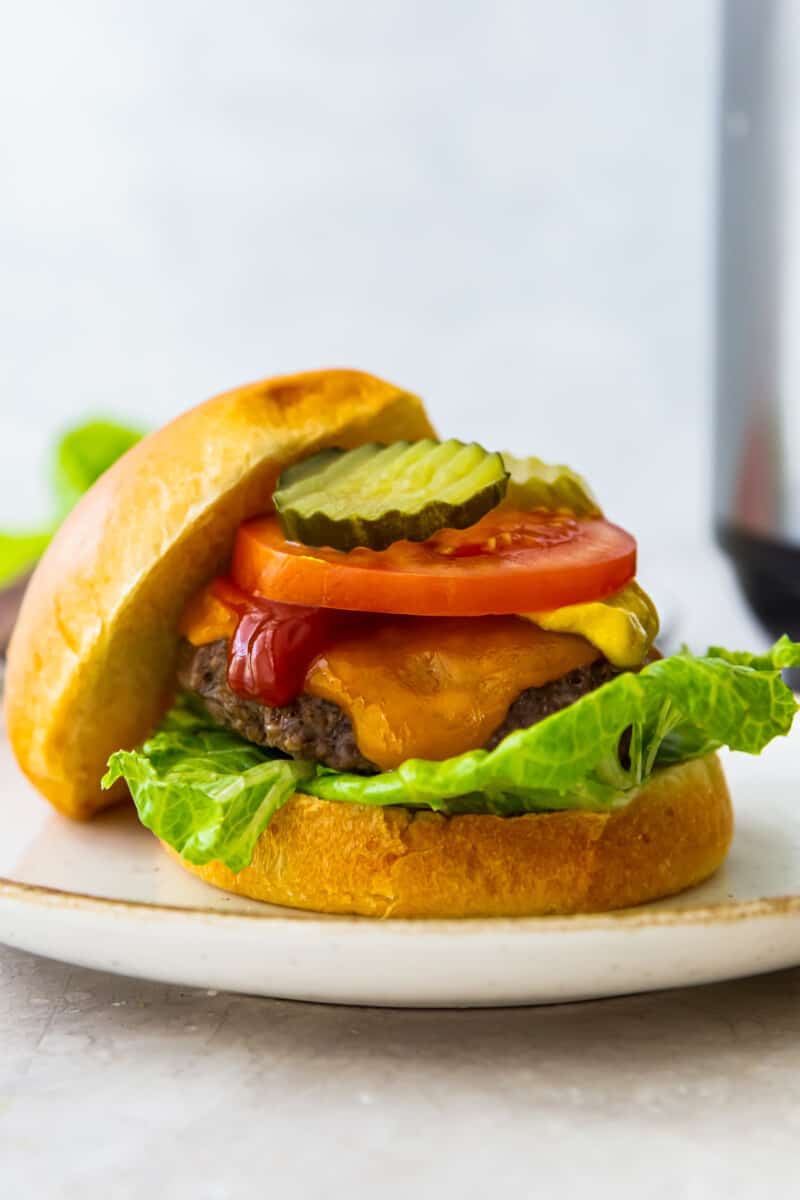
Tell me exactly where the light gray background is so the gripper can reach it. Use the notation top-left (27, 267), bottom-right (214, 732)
top-left (1, 0), bottom-right (713, 552)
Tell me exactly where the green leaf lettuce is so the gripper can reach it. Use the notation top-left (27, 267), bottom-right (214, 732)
top-left (104, 698), bottom-right (314, 872)
top-left (104, 639), bottom-right (800, 874)
top-left (52, 419), bottom-right (143, 516)
top-left (0, 418), bottom-right (143, 587)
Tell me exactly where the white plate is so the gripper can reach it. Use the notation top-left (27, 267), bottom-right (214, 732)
top-left (1, 730), bottom-right (800, 1008)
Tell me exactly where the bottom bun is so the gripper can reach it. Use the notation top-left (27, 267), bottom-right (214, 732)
top-left (165, 755), bottom-right (732, 918)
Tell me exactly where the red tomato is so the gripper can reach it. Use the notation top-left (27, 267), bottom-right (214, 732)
top-left (231, 509), bottom-right (636, 617)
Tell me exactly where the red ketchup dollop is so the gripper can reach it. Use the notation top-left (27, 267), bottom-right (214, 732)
top-left (211, 579), bottom-right (349, 708)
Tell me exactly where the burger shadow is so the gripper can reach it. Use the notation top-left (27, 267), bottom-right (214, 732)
top-left (20, 945), bottom-right (800, 1086)
top-left (223, 965), bottom-right (800, 1080)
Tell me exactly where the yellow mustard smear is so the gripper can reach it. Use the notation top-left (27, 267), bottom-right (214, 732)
top-left (520, 581), bottom-right (659, 669)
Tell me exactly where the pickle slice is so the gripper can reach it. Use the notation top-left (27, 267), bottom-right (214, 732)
top-left (274, 439), bottom-right (509, 552)
top-left (501, 453), bottom-right (601, 517)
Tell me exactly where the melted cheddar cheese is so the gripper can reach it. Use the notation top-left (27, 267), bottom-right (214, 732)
top-left (305, 616), bottom-right (598, 769)
top-left (179, 585), bottom-right (237, 645)
top-left (178, 581), bottom-right (647, 770)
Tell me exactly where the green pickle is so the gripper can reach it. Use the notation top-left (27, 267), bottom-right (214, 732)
top-left (501, 453), bottom-right (601, 517)
top-left (273, 439), bottom-right (509, 552)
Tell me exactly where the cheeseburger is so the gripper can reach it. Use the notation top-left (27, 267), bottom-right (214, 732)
top-left (5, 370), bottom-right (800, 917)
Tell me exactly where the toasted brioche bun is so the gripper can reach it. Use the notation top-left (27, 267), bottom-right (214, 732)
top-left (168, 754), bottom-right (733, 917)
top-left (4, 369), bottom-right (435, 819)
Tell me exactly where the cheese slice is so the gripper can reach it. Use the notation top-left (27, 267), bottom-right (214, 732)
top-left (305, 616), bottom-right (598, 770)
top-left (181, 578), bottom-right (659, 673)
top-left (179, 585), bottom-right (238, 645)
top-left (177, 578), bottom-right (653, 770)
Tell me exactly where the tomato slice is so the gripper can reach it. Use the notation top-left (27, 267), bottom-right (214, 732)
top-left (231, 509), bottom-right (636, 617)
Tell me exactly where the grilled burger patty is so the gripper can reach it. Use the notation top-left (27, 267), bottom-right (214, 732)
top-left (179, 639), bottom-right (375, 772)
top-left (178, 639), bottom-right (619, 773)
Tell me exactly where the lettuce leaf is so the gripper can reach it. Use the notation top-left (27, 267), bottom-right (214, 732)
top-left (105, 639), bottom-right (800, 873)
top-left (0, 531), bottom-right (53, 589)
top-left (103, 698), bottom-right (314, 873)
top-left (0, 418), bottom-right (143, 587)
top-left (304, 637), bottom-right (800, 811)
top-left (53, 419), bottom-right (143, 516)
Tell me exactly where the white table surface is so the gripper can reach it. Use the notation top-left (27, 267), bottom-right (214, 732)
top-left (2, 944), bottom-right (799, 1200)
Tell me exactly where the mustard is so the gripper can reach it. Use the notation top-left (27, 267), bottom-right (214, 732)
top-left (521, 582), bottom-right (659, 669)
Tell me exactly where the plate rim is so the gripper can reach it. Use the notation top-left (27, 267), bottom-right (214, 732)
top-left (3, 873), bottom-right (800, 933)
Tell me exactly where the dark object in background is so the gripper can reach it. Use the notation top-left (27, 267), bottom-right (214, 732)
top-left (716, 1), bottom-right (800, 686)
top-left (0, 574), bottom-right (29, 654)
top-left (0, 573), bottom-right (30, 693)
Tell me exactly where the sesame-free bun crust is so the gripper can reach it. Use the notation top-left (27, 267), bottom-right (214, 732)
top-left (169, 754), bottom-right (733, 917)
top-left (4, 369), bottom-right (435, 819)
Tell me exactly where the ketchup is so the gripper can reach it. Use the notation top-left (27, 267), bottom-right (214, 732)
top-left (211, 579), bottom-right (351, 708)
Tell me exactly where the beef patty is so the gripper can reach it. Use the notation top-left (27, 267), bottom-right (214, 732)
top-left (179, 639), bottom-right (375, 772)
top-left (179, 639), bottom-right (619, 773)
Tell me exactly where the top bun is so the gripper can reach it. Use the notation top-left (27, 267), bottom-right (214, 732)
top-left (5, 369), bottom-right (435, 818)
